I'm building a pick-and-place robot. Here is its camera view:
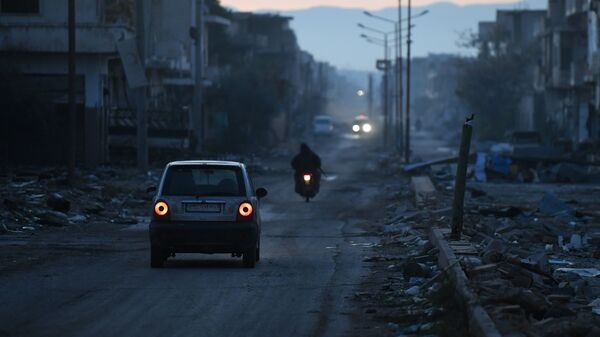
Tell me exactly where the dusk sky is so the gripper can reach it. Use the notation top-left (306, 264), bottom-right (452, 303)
top-left (220, 0), bottom-right (515, 11)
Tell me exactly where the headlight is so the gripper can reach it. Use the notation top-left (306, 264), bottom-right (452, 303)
top-left (352, 124), bottom-right (360, 132)
top-left (362, 123), bottom-right (372, 133)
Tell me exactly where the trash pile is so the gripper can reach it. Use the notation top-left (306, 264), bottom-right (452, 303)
top-left (0, 167), bottom-right (159, 234)
top-left (424, 170), bottom-right (600, 335)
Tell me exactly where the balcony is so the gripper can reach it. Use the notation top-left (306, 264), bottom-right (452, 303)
top-left (0, 22), bottom-right (130, 53)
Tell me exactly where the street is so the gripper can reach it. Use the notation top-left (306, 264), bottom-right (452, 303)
top-left (0, 135), bottom-right (388, 337)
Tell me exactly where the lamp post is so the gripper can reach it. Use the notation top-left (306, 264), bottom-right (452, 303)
top-left (358, 24), bottom-right (391, 147)
top-left (68, 0), bottom-right (76, 182)
top-left (363, 9), bottom-right (429, 156)
top-left (406, 0), bottom-right (412, 163)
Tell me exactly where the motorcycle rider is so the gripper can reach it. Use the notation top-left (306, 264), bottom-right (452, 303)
top-left (290, 143), bottom-right (322, 196)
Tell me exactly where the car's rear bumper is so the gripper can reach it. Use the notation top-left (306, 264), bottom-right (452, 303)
top-left (149, 220), bottom-right (258, 253)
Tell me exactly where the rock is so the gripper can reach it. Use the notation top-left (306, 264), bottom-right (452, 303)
top-left (402, 261), bottom-right (432, 280)
top-left (483, 239), bottom-right (506, 263)
top-left (404, 285), bottom-right (421, 296)
top-left (3, 198), bottom-right (19, 211)
top-left (37, 210), bottom-right (70, 226)
top-left (538, 193), bottom-right (574, 218)
top-left (503, 288), bottom-right (549, 318)
top-left (47, 192), bottom-right (71, 213)
top-left (68, 214), bottom-right (87, 223)
top-left (409, 277), bottom-right (426, 286)
top-left (84, 201), bottom-right (105, 214)
top-left (85, 174), bottom-right (99, 181)
top-left (383, 222), bottom-right (408, 233)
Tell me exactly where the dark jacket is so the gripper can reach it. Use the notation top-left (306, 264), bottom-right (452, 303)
top-left (291, 144), bottom-right (321, 173)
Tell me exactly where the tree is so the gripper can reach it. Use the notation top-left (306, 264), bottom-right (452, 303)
top-left (455, 31), bottom-right (532, 140)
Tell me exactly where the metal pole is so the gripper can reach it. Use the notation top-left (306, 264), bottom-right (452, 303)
top-left (383, 34), bottom-right (389, 148)
top-left (193, 0), bottom-right (205, 153)
top-left (451, 115), bottom-right (474, 240)
top-left (135, 0), bottom-right (148, 171)
top-left (68, 0), bottom-right (76, 182)
top-left (405, 0), bottom-right (412, 163)
top-left (392, 24), bottom-right (398, 149)
top-left (368, 73), bottom-right (373, 116)
top-left (398, 0), bottom-right (404, 157)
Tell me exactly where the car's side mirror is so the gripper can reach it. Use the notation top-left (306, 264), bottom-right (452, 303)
top-left (256, 187), bottom-right (268, 199)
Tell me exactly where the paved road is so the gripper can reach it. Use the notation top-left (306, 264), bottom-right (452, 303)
top-left (0, 135), bottom-right (384, 337)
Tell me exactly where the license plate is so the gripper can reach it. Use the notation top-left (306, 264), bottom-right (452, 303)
top-left (185, 203), bottom-right (222, 213)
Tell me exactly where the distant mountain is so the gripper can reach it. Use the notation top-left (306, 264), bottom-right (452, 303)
top-left (265, 0), bottom-right (547, 70)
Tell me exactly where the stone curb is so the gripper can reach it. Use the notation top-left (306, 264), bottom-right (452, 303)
top-left (429, 227), bottom-right (503, 337)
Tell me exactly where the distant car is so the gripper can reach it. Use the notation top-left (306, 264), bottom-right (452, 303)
top-left (313, 115), bottom-right (334, 135)
top-left (352, 115), bottom-right (373, 134)
top-left (149, 161), bottom-right (267, 268)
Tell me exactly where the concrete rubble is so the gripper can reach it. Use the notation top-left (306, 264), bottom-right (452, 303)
top-left (417, 151), bottom-right (600, 336)
top-left (0, 167), bottom-right (159, 235)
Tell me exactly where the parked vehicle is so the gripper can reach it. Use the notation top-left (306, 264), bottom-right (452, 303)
top-left (313, 115), bottom-right (334, 135)
top-left (149, 161), bottom-right (267, 268)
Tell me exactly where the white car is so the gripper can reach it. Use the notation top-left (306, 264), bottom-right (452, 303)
top-left (313, 115), bottom-right (334, 135)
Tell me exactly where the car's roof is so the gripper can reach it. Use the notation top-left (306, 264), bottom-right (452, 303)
top-left (167, 160), bottom-right (244, 168)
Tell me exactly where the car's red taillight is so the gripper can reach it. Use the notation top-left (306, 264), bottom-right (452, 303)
top-left (154, 200), bottom-right (169, 217)
top-left (238, 202), bottom-right (254, 220)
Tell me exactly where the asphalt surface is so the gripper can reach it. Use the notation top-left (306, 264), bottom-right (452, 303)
top-left (0, 134), bottom-right (385, 337)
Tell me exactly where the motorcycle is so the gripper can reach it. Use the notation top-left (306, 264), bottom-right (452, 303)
top-left (296, 171), bottom-right (320, 202)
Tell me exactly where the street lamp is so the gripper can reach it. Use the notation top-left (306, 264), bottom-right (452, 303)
top-left (363, 9), bottom-right (429, 155)
top-left (358, 23), bottom-right (391, 147)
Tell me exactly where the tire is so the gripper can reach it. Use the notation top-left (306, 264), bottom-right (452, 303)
top-left (243, 246), bottom-right (257, 268)
top-left (150, 245), bottom-right (165, 268)
top-left (255, 240), bottom-right (260, 262)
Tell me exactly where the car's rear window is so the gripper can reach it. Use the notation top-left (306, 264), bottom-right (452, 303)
top-left (162, 165), bottom-right (246, 196)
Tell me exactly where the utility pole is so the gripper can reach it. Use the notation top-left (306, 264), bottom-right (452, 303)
top-left (68, 0), bottom-right (76, 183)
top-left (192, 0), bottom-right (205, 153)
top-left (383, 34), bottom-right (389, 148)
top-left (405, 0), bottom-right (412, 163)
top-left (367, 73), bottom-right (373, 116)
top-left (135, 0), bottom-right (148, 171)
top-left (397, 0), bottom-right (404, 156)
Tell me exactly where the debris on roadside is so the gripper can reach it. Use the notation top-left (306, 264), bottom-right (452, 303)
top-left (426, 157), bottom-right (600, 336)
top-left (0, 166), bottom-right (159, 235)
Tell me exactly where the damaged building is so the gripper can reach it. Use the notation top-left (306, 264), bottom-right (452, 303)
top-left (478, 0), bottom-right (600, 149)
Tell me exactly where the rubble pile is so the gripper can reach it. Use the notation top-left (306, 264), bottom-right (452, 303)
top-left (426, 169), bottom-right (600, 336)
top-left (355, 199), bottom-right (469, 337)
top-left (0, 167), bottom-right (159, 234)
